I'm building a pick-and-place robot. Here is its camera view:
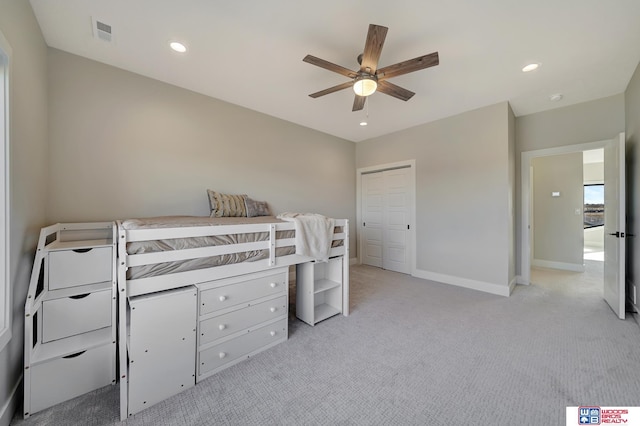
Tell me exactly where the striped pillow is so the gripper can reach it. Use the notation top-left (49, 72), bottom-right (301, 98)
top-left (207, 190), bottom-right (247, 217)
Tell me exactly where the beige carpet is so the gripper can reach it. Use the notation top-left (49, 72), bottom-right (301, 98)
top-left (12, 261), bottom-right (640, 425)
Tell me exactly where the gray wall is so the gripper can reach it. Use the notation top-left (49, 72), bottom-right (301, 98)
top-left (357, 102), bottom-right (513, 294)
top-left (515, 94), bottom-right (626, 276)
top-left (0, 1), bottom-right (49, 425)
top-left (625, 61), bottom-right (640, 315)
top-left (47, 49), bottom-right (356, 253)
top-left (584, 161), bottom-right (604, 183)
top-left (532, 153), bottom-right (584, 269)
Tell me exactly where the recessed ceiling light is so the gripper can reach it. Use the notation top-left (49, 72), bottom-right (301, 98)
top-left (359, 121), bottom-right (368, 126)
top-left (549, 93), bottom-right (563, 102)
top-left (169, 41), bottom-right (187, 53)
top-left (522, 63), bottom-right (540, 72)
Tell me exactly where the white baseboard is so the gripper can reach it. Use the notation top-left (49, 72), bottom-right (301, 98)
top-left (516, 275), bottom-right (529, 285)
top-left (0, 375), bottom-right (21, 426)
top-left (508, 277), bottom-right (518, 295)
top-left (413, 269), bottom-right (510, 297)
top-left (532, 259), bottom-right (585, 272)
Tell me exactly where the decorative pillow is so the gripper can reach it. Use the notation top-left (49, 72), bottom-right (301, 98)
top-left (244, 197), bottom-right (271, 217)
top-left (207, 190), bottom-right (247, 217)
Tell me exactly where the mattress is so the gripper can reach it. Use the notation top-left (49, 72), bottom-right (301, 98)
top-left (122, 216), bottom-right (342, 280)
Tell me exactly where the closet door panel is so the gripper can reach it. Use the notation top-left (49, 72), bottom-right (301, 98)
top-left (362, 167), bottom-right (411, 274)
top-left (362, 173), bottom-right (384, 267)
top-left (383, 168), bottom-right (410, 273)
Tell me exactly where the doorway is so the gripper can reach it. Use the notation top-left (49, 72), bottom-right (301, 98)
top-left (583, 149), bottom-right (605, 262)
top-left (357, 160), bottom-right (416, 275)
top-left (521, 134), bottom-right (626, 318)
top-left (528, 149), bottom-right (605, 271)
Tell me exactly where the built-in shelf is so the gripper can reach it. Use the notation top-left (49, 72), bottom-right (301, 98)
top-left (47, 239), bottom-right (113, 251)
top-left (314, 303), bottom-right (341, 324)
top-left (31, 327), bottom-right (113, 365)
top-left (45, 281), bottom-right (113, 301)
top-left (296, 257), bottom-right (344, 326)
top-left (313, 278), bottom-right (341, 294)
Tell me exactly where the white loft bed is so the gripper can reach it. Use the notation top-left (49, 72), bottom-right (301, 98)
top-left (116, 216), bottom-right (349, 420)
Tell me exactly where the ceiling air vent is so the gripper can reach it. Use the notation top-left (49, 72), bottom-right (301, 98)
top-left (92, 18), bottom-right (113, 43)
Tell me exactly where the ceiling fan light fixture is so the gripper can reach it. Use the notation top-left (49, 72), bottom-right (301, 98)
top-left (303, 24), bottom-right (439, 111)
top-left (353, 75), bottom-right (377, 97)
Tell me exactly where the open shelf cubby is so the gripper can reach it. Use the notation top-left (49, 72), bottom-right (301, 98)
top-left (296, 256), bottom-right (343, 326)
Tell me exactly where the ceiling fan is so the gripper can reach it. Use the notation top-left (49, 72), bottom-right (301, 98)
top-left (303, 24), bottom-right (439, 112)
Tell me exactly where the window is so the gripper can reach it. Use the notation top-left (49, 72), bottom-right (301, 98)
top-left (0, 31), bottom-right (10, 349)
top-left (584, 184), bottom-right (604, 228)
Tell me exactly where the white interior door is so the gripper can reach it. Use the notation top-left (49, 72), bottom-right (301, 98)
top-left (362, 172), bottom-right (383, 267)
top-left (361, 168), bottom-right (410, 273)
top-left (603, 133), bottom-right (626, 319)
top-left (383, 168), bottom-right (410, 273)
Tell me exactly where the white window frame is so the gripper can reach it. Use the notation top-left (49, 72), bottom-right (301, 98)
top-left (0, 30), bottom-right (11, 350)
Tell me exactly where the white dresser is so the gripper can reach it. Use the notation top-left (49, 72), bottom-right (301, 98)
top-left (196, 268), bottom-right (289, 382)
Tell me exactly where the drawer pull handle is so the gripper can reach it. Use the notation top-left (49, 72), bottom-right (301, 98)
top-left (63, 350), bottom-right (87, 359)
top-left (219, 352), bottom-right (226, 359)
top-left (270, 282), bottom-right (277, 288)
top-left (270, 307), bottom-right (277, 313)
top-left (69, 293), bottom-right (90, 300)
top-left (218, 324), bottom-right (226, 331)
top-left (72, 248), bottom-right (93, 254)
top-left (219, 296), bottom-right (227, 302)
top-left (270, 331), bottom-right (276, 337)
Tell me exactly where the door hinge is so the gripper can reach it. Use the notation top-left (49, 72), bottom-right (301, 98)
top-left (407, 225), bottom-right (410, 230)
top-left (363, 222), bottom-right (365, 227)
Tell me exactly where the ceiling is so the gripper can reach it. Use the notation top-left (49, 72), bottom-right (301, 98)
top-left (29, 0), bottom-right (640, 143)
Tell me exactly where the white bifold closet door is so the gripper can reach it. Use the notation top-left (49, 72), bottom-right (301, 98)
top-left (362, 167), bottom-right (410, 274)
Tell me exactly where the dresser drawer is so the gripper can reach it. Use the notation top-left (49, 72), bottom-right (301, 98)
top-left (199, 295), bottom-right (287, 346)
top-left (199, 318), bottom-right (287, 376)
top-left (42, 289), bottom-right (112, 342)
top-left (49, 247), bottom-right (112, 290)
top-left (29, 343), bottom-right (115, 415)
top-left (199, 271), bottom-right (287, 315)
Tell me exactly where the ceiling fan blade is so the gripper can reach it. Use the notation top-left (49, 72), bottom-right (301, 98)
top-left (360, 24), bottom-right (388, 73)
top-left (376, 80), bottom-right (415, 101)
top-left (303, 55), bottom-right (358, 79)
top-left (352, 95), bottom-right (366, 111)
top-left (377, 52), bottom-right (439, 80)
top-left (309, 81), bottom-right (354, 98)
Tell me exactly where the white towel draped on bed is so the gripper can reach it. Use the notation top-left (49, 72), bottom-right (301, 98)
top-left (277, 212), bottom-right (335, 262)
